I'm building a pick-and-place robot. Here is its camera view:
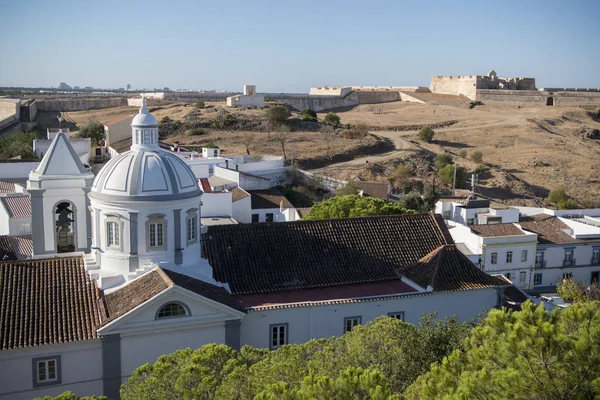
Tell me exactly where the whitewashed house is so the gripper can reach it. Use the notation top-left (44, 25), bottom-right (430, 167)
top-left (0, 195), bottom-right (32, 236)
top-left (0, 99), bottom-right (513, 400)
top-left (436, 197), bottom-right (519, 225)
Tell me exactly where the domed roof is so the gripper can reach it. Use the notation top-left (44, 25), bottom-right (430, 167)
top-left (131, 97), bottom-right (158, 127)
top-left (90, 149), bottom-right (202, 202)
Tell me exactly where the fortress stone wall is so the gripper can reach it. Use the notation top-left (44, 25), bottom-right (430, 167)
top-left (35, 97), bottom-right (126, 111)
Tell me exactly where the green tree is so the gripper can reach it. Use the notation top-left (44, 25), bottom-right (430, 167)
top-left (0, 131), bottom-right (38, 160)
top-left (404, 301), bottom-right (600, 399)
top-left (300, 108), bottom-right (317, 122)
top-left (470, 150), bottom-right (483, 163)
top-left (77, 121), bottom-right (104, 146)
top-left (557, 277), bottom-right (600, 303)
top-left (336, 181), bottom-right (361, 196)
top-left (418, 126), bottom-right (434, 143)
top-left (323, 112), bottom-right (341, 126)
top-left (438, 164), bottom-right (465, 188)
top-left (34, 392), bottom-right (107, 400)
top-left (433, 153), bottom-right (453, 171)
top-left (303, 195), bottom-right (414, 220)
top-left (391, 165), bottom-right (413, 192)
top-left (400, 191), bottom-right (427, 212)
top-left (265, 105), bottom-right (291, 125)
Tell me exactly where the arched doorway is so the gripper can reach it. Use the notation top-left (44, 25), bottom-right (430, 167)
top-left (546, 97), bottom-right (554, 106)
top-left (55, 202), bottom-right (75, 253)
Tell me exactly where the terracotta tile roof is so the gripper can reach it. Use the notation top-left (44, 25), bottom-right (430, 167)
top-left (206, 213), bottom-right (454, 295)
top-left (296, 207), bottom-right (311, 218)
top-left (249, 189), bottom-right (294, 210)
top-left (399, 244), bottom-right (509, 292)
top-left (0, 235), bottom-right (33, 261)
top-left (105, 115), bottom-right (134, 126)
top-left (108, 138), bottom-right (132, 154)
top-left (0, 181), bottom-right (16, 194)
top-left (0, 256), bottom-right (101, 350)
top-left (231, 187), bottom-right (250, 202)
top-left (0, 195), bottom-right (31, 218)
top-left (199, 178), bottom-right (212, 193)
top-left (356, 181), bottom-right (390, 200)
top-left (493, 275), bottom-right (529, 311)
top-left (102, 267), bottom-right (244, 325)
top-left (518, 214), bottom-right (576, 244)
top-left (470, 223), bottom-right (525, 237)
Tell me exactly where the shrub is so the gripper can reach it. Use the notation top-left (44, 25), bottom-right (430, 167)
top-left (458, 149), bottom-right (467, 158)
top-left (391, 165), bottom-right (413, 192)
top-left (339, 124), bottom-right (369, 139)
top-left (264, 97), bottom-right (273, 102)
top-left (474, 164), bottom-right (488, 174)
top-left (195, 101), bottom-right (205, 109)
top-left (336, 182), bottom-right (360, 196)
top-left (188, 128), bottom-right (206, 136)
top-left (438, 164), bottom-right (465, 187)
top-left (205, 141), bottom-right (219, 149)
top-left (210, 113), bottom-right (236, 129)
top-left (470, 151), bottom-right (483, 163)
top-left (400, 191), bottom-right (427, 212)
top-left (300, 108), bottom-right (317, 118)
top-left (302, 115), bottom-right (318, 122)
top-left (434, 153), bottom-right (453, 170)
top-left (323, 112), bottom-right (341, 126)
top-left (265, 105), bottom-right (291, 125)
top-left (547, 185), bottom-right (569, 205)
top-left (418, 126), bottom-right (434, 142)
top-left (77, 121), bottom-right (104, 146)
top-left (557, 199), bottom-right (579, 210)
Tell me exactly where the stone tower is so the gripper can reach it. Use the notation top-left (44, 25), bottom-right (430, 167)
top-left (27, 131), bottom-right (95, 256)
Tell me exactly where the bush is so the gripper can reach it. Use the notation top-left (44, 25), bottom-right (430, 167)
top-left (392, 165), bottom-right (413, 192)
top-left (470, 151), bottom-right (483, 163)
top-left (302, 115), bottom-right (318, 122)
top-left (205, 141), bottom-right (219, 149)
top-left (336, 182), bottom-right (361, 196)
top-left (210, 113), bottom-right (236, 129)
top-left (323, 112), bottom-right (341, 126)
top-left (195, 101), bottom-right (205, 109)
top-left (265, 105), bottom-right (291, 125)
top-left (77, 121), bottom-right (104, 146)
top-left (300, 108), bottom-right (317, 119)
top-left (438, 164), bottom-right (465, 187)
top-left (557, 199), bottom-right (579, 210)
top-left (158, 116), bottom-right (183, 137)
top-left (339, 124), bottom-right (369, 139)
top-left (547, 185), bottom-right (569, 205)
top-left (418, 126), bottom-right (434, 142)
top-left (474, 164), bottom-right (488, 174)
top-left (458, 149), bottom-right (467, 158)
top-left (434, 153), bottom-right (453, 170)
top-left (0, 131), bottom-right (38, 160)
top-left (188, 128), bottom-right (206, 136)
top-left (400, 191), bottom-right (427, 212)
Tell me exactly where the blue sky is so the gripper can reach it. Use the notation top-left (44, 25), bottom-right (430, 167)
top-left (0, 0), bottom-right (598, 92)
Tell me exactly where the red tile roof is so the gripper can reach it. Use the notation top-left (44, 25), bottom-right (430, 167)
top-left (0, 235), bottom-right (33, 261)
top-left (231, 187), bottom-right (250, 202)
top-left (199, 178), bottom-right (212, 193)
top-left (0, 256), bottom-right (101, 350)
top-left (0, 181), bottom-right (16, 194)
top-left (470, 223), bottom-right (526, 237)
top-left (518, 214), bottom-right (577, 244)
top-left (102, 267), bottom-right (244, 325)
top-left (206, 213), bottom-right (454, 295)
top-left (0, 195), bottom-right (31, 218)
top-left (249, 189), bottom-right (294, 209)
top-left (399, 244), bottom-right (508, 292)
top-left (356, 181), bottom-right (390, 200)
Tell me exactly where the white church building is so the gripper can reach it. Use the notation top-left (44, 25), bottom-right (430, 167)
top-left (0, 100), bottom-right (510, 400)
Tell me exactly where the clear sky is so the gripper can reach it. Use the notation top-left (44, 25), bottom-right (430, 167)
top-left (0, 0), bottom-right (598, 92)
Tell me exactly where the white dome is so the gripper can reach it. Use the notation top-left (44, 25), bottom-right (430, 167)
top-left (132, 112), bottom-right (158, 127)
top-left (90, 149), bottom-right (202, 201)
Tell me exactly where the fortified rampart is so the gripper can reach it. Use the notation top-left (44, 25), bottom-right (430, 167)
top-left (430, 70), bottom-right (536, 100)
top-left (476, 90), bottom-right (600, 106)
top-left (34, 97), bottom-right (126, 111)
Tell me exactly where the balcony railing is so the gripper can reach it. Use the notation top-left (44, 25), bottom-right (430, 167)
top-left (535, 260), bottom-right (546, 268)
top-left (563, 259), bottom-right (575, 267)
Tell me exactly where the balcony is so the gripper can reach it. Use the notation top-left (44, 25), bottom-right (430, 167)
top-left (535, 260), bottom-right (546, 268)
top-left (563, 259), bottom-right (575, 267)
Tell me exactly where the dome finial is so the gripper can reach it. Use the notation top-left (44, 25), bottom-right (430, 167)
top-left (140, 95), bottom-right (148, 114)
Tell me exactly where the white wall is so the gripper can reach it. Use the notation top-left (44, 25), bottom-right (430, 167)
top-left (34, 138), bottom-right (91, 164)
top-left (241, 289), bottom-right (499, 349)
top-left (232, 196), bottom-right (251, 224)
top-left (251, 208), bottom-right (292, 223)
top-left (0, 162), bottom-right (39, 179)
top-left (0, 340), bottom-right (103, 400)
top-left (533, 264), bottom-right (600, 288)
top-left (202, 192), bottom-right (233, 217)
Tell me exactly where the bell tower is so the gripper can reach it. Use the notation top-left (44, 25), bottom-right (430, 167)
top-left (27, 131), bottom-right (95, 256)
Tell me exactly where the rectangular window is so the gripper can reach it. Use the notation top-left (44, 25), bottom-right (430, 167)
top-left (506, 251), bottom-right (513, 263)
top-left (519, 271), bottom-right (526, 282)
top-left (149, 222), bottom-right (165, 248)
top-left (33, 356), bottom-right (61, 387)
top-left (251, 214), bottom-right (259, 223)
top-left (534, 273), bottom-right (543, 285)
top-left (505, 272), bottom-right (512, 280)
top-left (187, 216), bottom-right (197, 242)
top-left (107, 221), bottom-right (119, 247)
top-left (592, 249), bottom-right (599, 265)
top-left (562, 272), bottom-right (573, 280)
top-left (521, 250), bottom-right (528, 262)
top-left (491, 252), bottom-right (498, 265)
top-left (467, 218), bottom-right (475, 226)
top-left (270, 324), bottom-right (288, 350)
top-left (265, 213), bottom-right (274, 223)
top-left (344, 316), bottom-right (361, 333)
top-left (535, 252), bottom-right (544, 268)
top-left (388, 312), bottom-right (405, 321)
top-left (564, 250), bottom-right (574, 266)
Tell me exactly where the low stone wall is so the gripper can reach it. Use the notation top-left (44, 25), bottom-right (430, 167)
top-left (36, 97), bottom-right (126, 111)
top-left (269, 94), bottom-right (359, 112)
top-left (553, 91), bottom-right (600, 106)
top-left (475, 90), bottom-right (548, 105)
top-left (353, 91), bottom-right (400, 104)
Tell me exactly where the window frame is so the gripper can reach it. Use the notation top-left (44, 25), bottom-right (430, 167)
top-left (265, 213), bottom-right (274, 223)
top-left (32, 355), bottom-right (61, 388)
top-left (269, 323), bottom-right (288, 350)
top-left (155, 301), bottom-right (190, 320)
top-left (344, 316), bottom-right (362, 333)
top-left (388, 312), bottom-right (405, 321)
top-left (251, 214), bottom-right (259, 223)
top-left (146, 214), bottom-right (167, 251)
top-left (104, 214), bottom-right (123, 251)
top-left (186, 208), bottom-right (198, 245)
top-left (533, 273), bottom-right (543, 285)
top-left (521, 250), bottom-right (528, 262)
top-left (519, 271), bottom-right (526, 282)
top-left (505, 272), bottom-right (512, 280)
top-left (506, 251), bottom-right (513, 264)
top-left (490, 252), bottom-right (498, 265)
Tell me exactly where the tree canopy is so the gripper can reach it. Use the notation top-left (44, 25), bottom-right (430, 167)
top-left (0, 131), bottom-right (38, 160)
top-left (404, 301), bottom-right (600, 399)
top-left (76, 121), bottom-right (104, 146)
top-left (302, 194), bottom-right (415, 220)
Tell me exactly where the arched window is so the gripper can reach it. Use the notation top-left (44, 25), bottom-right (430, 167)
top-left (156, 302), bottom-right (188, 319)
